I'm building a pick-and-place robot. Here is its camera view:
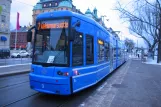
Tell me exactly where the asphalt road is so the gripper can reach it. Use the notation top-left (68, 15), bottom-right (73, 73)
top-left (0, 58), bottom-right (31, 66)
top-left (0, 59), bottom-right (161, 107)
top-left (0, 60), bottom-right (129, 107)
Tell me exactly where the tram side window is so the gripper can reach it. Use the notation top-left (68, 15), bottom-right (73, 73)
top-left (105, 42), bottom-right (110, 61)
top-left (98, 39), bottom-right (104, 63)
top-left (86, 35), bottom-right (94, 65)
top-left (72, 32), bottom-right (83, 66)
top-left (118, 48), bottom-right (121, 58)
top-left (114, 47), bottom-right (116, 60)
top-left (121, 49), bottom-right (124, 59)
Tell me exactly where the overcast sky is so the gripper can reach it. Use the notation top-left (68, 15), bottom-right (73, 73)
top-left (10, 0), bottom-right (145, 47)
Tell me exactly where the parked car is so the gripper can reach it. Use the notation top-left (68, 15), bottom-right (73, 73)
top-left (29, 52), bottom-right (33, 58)
top-left (0, 49), bottom-right (10, 58)
top-left (11, 51), bottom-right (29, 58)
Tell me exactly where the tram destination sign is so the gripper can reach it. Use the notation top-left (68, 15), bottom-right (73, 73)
top-left (38, 21), bottom-right (68, 30)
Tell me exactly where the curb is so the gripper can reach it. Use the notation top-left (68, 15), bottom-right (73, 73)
top-left (0, 63), bottom-right (31, 68)
top-left (0, 70), bottom-right (30, 77)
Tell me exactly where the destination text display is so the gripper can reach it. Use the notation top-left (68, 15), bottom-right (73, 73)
top-left (38, 22), bottom-right (68, 29)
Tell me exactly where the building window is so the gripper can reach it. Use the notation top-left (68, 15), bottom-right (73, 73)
top-left (86, 35), bottom-right (94, 65)
top-left (1, 15), bottom-right (6, 23)
top-left (97, 39), bottom-right (104, 63)
top-left (72, 32), bottom-right (83, 66)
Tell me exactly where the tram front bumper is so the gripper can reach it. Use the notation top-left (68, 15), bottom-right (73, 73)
top-left (29, 73), bottom-right (71, 95)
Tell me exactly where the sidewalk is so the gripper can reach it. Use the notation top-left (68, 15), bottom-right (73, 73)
top-left (110, 59), bottom-right (161, 107)
top-left (0, 63), bottom-right (31, 77)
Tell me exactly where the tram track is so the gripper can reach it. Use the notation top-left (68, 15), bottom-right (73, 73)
top-left (0, 73), bottom-right (29, 90)
top-left (0, 74), bottom-right (29, 81)
top-left (1, 92), bottom-right (39, 107)
top-left (0, 62), bottom-right (130, 107)
top-left (0, 81), bottom-right (29, 89)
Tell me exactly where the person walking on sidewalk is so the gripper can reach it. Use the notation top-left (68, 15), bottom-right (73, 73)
top-left (137, 53), bottom-right (140, 58)
top-left (141, 48), bottom-right (144, 61)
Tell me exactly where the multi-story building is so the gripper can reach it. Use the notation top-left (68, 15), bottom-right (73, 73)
top-left (33, 0), bottom-right (104, 26)
top-left (85, 8), bottom-right (104, 26)
top-left (0, 0), bottom-right (12, 49)
top-left (10, 26), bottom-right (28, 50)
top-left (32, 0), bottom-right (107, 41)
top-left (32, 0), bottom-right (82, 25)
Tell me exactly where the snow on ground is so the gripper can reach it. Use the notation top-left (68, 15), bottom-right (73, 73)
top-left (129, 54), bottom-right (161, 65)
top-left (129, 54), bottom-right (138, 59)
top-left (144, 56), bottom-right (161, 65)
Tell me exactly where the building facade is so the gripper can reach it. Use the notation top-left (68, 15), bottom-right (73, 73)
top-left (0, 0), bottom-right (12, 49)
top-left (32, 0), bottom-right (112, 39)
top-left (32, 0), bottom-right (82, 25)
top-left (10, 26), bottom-right (28, 50)
top-left (85, 8), bottom-right (106, 27)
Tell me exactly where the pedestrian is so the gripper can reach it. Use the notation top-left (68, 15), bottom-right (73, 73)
top-left (138, 53), bottom-right (139, 58)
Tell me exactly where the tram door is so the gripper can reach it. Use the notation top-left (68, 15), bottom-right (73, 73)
top-left (110, 45), bottom-right (113, 72)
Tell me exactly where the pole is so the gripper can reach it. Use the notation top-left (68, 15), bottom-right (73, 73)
top-left (137, 39), bottom-right (138, 57)
top-left (15, 29), bottom-right (17, 50)
top-left (137, 40), bottom-right (138, 48)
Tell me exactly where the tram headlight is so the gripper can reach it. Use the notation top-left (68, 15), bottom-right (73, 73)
top-left (57, 71), bottom-right (69, 76)
top-left (74, 70), bottom-right (80, 75)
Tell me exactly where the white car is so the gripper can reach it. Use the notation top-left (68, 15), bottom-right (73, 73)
top-left (11, 51), bottom-right (29, 58)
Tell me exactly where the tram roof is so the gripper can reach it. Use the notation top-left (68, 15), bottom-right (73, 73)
top-left (36, 10), bottom-right (110, 35)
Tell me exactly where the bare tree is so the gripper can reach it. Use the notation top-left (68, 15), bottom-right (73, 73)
top-left (124, 38), bottom-right (135, 52)
top-left (116, 0), bottom-right (161, 63)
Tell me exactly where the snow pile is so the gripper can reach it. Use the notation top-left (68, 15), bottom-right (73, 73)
top-left (129, 54), bottom-right (138, 59)
top-left (144, 56), bottom-right (161, 65)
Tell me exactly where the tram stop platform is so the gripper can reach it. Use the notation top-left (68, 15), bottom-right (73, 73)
top-left (110, 59), bottom-right (161, 107)
top-left (78, 59), bottom-right (161, 107)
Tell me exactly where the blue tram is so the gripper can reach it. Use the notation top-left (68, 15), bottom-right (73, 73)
top-left (28, 10), bottom-right (128, 95)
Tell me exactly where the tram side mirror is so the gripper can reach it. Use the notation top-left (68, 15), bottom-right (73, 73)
top-left (27, 26), bottom-right (35, 42)
top-left (69, 21), bottom-right (81, 41)
top-left (75, 21), bottom-right (80, 27)
top-left (27, 30), bottom-right (32, 42)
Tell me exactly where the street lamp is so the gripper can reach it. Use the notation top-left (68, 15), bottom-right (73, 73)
top-left (113, 31), bottom-right (123, 40)
top-left (106, 19), bottom-right (109, 21)
top-left (101, 15), bottom-right (107, 24)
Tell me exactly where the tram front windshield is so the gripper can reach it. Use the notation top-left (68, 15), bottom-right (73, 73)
top-left (33, 19), bottom-right (69, 66)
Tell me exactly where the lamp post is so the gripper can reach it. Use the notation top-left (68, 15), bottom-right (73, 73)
top-left (101, 15), bottom-right (107, 24)
top-left (113, 31), bottom-right (121, 40)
